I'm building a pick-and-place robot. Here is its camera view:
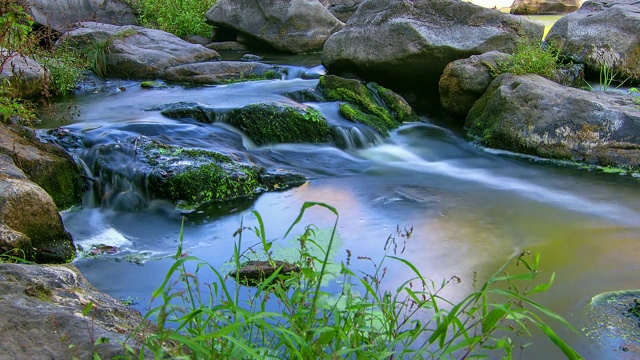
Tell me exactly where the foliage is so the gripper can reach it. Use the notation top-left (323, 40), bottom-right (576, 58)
top-left (0, 248), bottom-right (30, 264)
top-left (495, 40), bottom-right (560, 80)
top-left (129, 202), bottom-right (583, 359)
top-left (0, 1), bottom-right (86, 124)
top-left (629, 88), bottom-right (640, 107)
top-left (129, 0), bottom-right (217, 38)
top-left (593, 64), bottom-right (631, 92)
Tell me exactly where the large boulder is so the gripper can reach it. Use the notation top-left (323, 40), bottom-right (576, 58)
top-left (466, 73), bottom-right (640, 169)
top-left (321, 0), bottom-right (544, 92)
top-left (62, 22), bottom-right (221, 79)
top-left (161, 61), bottom-right (285, 84)
top-left (510, 0), bottom-right (583, 15)
top-left (1, 125), bottom-right (85, 209)
top-left (0, 52), bottom-right (49, 99)
top-left (546, 0), bottom-right (640, 81)
top-left (439, 51), bottom-right (512, 119)
top-left (0, 262), bottom-right (150, 359)
top-left (0, 162), bottom-right (75, 263)
top-left (19, 0), bottom-right (137, 33)
top-left (19, 0), bottom-right (138, 33)
top-left (205, 0), bottom-right (344, 53)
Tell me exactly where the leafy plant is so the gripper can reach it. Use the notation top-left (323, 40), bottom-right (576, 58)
top-left (629, 87), bottom-right (640, 107)
top-left (495, 39), bottom-right (560, 80)
top-left (129, 0), bottom-right (217, 38)
top-left (130, 202), bottom-right (583, 359)
top-left (84, 39), bottom-right (111, 79)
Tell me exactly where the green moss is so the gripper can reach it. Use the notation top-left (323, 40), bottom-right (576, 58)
top-left (228, 103), bottom-right (332, 145)
top-left (24, 283), bottom-right (53, 302)
top-left (317, 75), bottom-right (413, 136)
top-left (219, 70), bottom-right (282, 85)
top-left (140, 81), bottom-right (165, 89)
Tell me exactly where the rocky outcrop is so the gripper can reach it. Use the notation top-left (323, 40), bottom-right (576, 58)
top-left (161, 61), bottom-right (285, 84)
top-left (546, 0), bottom-right (640, 82)
top-left (321, 0), bottom-right (544, 92)
top-left (0, 124), bottom-right (82, 263)
top-left (205, 0), bottom-right (344, 53)
top-left (0, 53), bottom-right (49, 99)
top-left (0, 262), bottom-right (150, 359)
top-left (19, 0), bottom-right (137, 33)
top-left (466, 73), bottom-right (640, 169)
top-left (439, 51), bottom-right (511, 119)
top-left (317, 75), bottom-right (418, 136)
top-left (1, 126), bottom-right (85, 209)
top-left (62, 22), bottom-right (221, 79)
top-left (320, 0), bottom-right (363, 22)
top-left (510, 0), bottom-right (583, 15)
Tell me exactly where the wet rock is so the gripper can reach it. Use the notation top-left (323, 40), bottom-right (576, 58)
top-left (205, 0), bottom-right (344, 53)
top-left (160, 61), bottom-right (284, 84)
top-left (0, 153), bottom-right (75, 263)
top-left (510, 0), bottom-right (583, 15)
top-left (230, 260), bottom-right (301, 286)
top-left (317, 75), bottom-right (418, 136)
top-left (546, 0), bottom-right (640, 82)
top-left (0, 262), bottom-right (150, 359)
top-left (1, 125), bottom-right (85, 209)
top-left (183, 34), bottom-right (211, 46)
top-left (240, 54), bottom-right (263, 62)
top-left (321, 0), bottom-right (544, 93)
top-left (466, 73), bottom-right (640, 170)
top-left (74, 136), bottom-right (307, 210)
top-left (225, 102), bottom-right (334, 145)
top-left (0, 53), bottom-right (49, 100)
top-left (439, 51), bottom-right (512, 119)
top-left (61, 22), bottom-right (221, 79)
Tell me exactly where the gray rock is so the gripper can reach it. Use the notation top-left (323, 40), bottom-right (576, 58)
top-left (0, 263), bottom-right (150, 359)
top-left (321, 0), bottom-right (544, 92)
top-left (439, 51), bottom-right (512, 119)
top-left (206, 41), bottom-right (250, 52)
top-left (183, 34), bottom-right (211, 46)
top-left (240, 54), bottom-right (263, 62)
top-left (205, 0), bottom-right (344, 53)
top-left (546, 0), bottom-right (640, 81)
top-left (510, 0), bottom-right (583, 15)
top-left (62, 22), bottom-right (221, 79)
top-left (19, 0), bottom-right (137, 33)
top-left (161, 61), bottom-right (284, 84)
top-left (0, 53), bottom-right (49, 99)
top-left (466, 73), bottom-right (640, 169)
top-left (320, 0), bottom-right (364, 22)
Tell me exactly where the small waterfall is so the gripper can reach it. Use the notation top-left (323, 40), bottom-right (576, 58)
top-left (332, 125), bottom-right (384, 150)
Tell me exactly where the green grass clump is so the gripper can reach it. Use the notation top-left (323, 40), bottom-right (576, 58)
top-left (127, 202), bottom-right (583, 359)
top-left (129, 0), bottom-right (217, 38)
top-left (630, 88), bottom-right (640, 107)
top-left (496, 39), bottom-right (560, 80)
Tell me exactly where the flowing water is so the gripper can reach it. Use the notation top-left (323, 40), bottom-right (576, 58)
top-left (38, 55), bottom-right (640, 359)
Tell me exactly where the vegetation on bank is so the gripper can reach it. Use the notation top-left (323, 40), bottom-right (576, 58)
top-left (493, 39), bottom-right (560, 80)
top-left (0, 2), bottom-right (86, 124)
top-left (118, 202), bottom-right (583, 359)
top-left (127, 0), bottom-right (217, 38)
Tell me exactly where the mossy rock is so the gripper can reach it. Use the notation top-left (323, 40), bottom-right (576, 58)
top-left (227, 102), bottom-right (333, 145)
top-left (229, 260), bottom-right (301, 287)
top-left (138, 138), bottom-right (306, 209)
top-left (317, 75), bottom-right (418, 136)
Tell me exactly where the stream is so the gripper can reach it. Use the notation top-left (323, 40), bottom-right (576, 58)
top-left (38, 54), bottom-right (640, 359)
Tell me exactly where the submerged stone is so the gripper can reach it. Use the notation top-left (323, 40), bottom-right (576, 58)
top-left (230, 260), bottom-right (301, 287)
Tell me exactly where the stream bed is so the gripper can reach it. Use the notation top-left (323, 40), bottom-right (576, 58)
top-left (38, 55), bottom-right (640, 359)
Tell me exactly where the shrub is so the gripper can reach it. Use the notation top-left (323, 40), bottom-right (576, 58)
top-left (130, 0), bottom-right (217, 38)
top-left (495, 39), bottom-right (560, 80)
top-left (128, 202), bottom-right (583, 359)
